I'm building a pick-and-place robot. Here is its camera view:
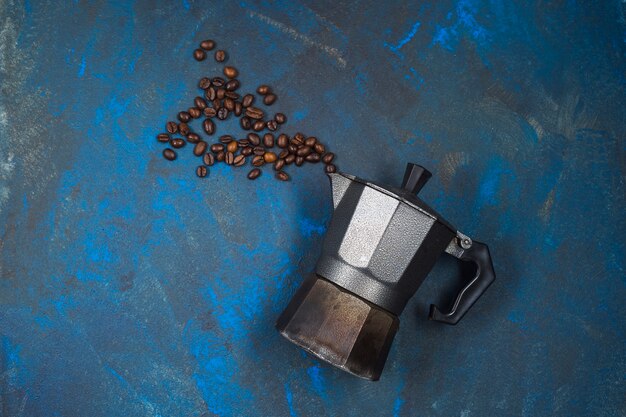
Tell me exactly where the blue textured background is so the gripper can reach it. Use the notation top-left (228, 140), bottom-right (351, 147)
top-left (1, 1), bottom-right (624, 416)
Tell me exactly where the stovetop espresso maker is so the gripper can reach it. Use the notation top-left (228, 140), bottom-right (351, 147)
top-left (277, 163), bottom-right (495, 380)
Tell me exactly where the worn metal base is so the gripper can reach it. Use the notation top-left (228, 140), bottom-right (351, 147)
top-left (276, 274), bottom-right (399, 381)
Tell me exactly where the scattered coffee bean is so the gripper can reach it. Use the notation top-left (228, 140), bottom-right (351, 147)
top-left (203, 153), bottom-right (215, 166)
top-left (203, 107), bottom-right (216, 118)
top-left (225, 91), bottom-right (239, 99)
top-left (325, 164), bottom-right (337, 173)
top-left (306, 153), bottom-right (321, 163)
top-left (178, 111), bottom-right (191, 122)
top-left (245, 107), bottom-right (264, 119)
top-left (217, 107), bottom-right (229, 120)
top-left (247, 168), bottom-right (261, 180)
top-left (225, 79), bottom-right (239, 91)
top-left (305, 137), bottom-right (317, 147)
top-left (274, 159), bottom-right (285, 171)
top-left (276, 171), bottom-right (290, 181)
top-left (217, 88), bottom-right (226, 100)
top-left (189, 107), bottom-right (202, 118)
top-left (314, 143), bottom-right (325, 154)
top-left (285, 154), bottom-right (296, 165)
top-left (291, 134), bottom-right (304, 146)
top-left (253, 146), bottom-right (265, 156)
top-left (219, 135), bottom-right (234, 143)
top-left (240, 116), bottom-right (251, 130)
top-left (210, 143), bottom-right (224, 153)
top-left (205, 87), bottom-right (216, 100)
top-left (163, 148), bottom-right (177, 161)
top-left (179, 123), bottom-right (190, 136)
top-left (266, 120), bottom-right (278, 131)
top-left (203, 119), bottom-right (215, 135)
top-left (195, 97), bottom-right (207, 109)
top-left (277, 134), bottom-right (289, 148)
top-left (225, 151), bottom-right (234, 165)
top-left (227, 140), bottom-right (238, 153)
top-left (252, 155), bottom-right (265, 167)
top-left (295, 156), bottom-right (304, 166)
top-left (253, 120), bottom-right (265, 131)
top-left (223, 66), bottom-right (238, 78)
top-left (200, 40), bottom-right (215, 50)
top-left (247, 133), bottom-right (261, 146)
top-left (170, 138), bottom-right (186, 148)
top-left (322, 152), bottom-right (334, 164)
top-left (212, 77), bottom-right (225, 87)
top-left (224, 98), bottom-right (235, 111)
top-left (263, 93), bottom-right (277, 105)
top-left (296, 146), bottom-right (312, 157)
top-left (234, 101), bottom-right (243, 116)
top-left (264, 152), bottom-right (277, 163)
top-left (193, 49), bottom-right (206, 61)
top-left (263, 133), bottom-right (275, 148)
top-left (196, 165), bottom-right (208, 177)
top-left (212, 98), bottom-right (221, 109)
top-left (166, 121), bottom-right (178, 133)
top-left (194, 141), bottom-right (207, 156)
top-left (199, 77), bottom-right (211, 89)
top-left (187, 133), bottom-right (201, 143)
top-left (287, 144), bottom-right (298, 154)
top-left (278, 150), bottom-right (289, 159)
top-left (238, 138), bottom-right (250, 146)
top-left (216, 151), bottom-right (225, 161)
top-left (233, 154), bottom-right (245, 166)
top-left (241, 146), bottom-right (253, 156)
top-left (215, 50), bottom-right (226, 62)
top-left (157, 133), bottom-right (170, 143)
top-left (275, 113), bottom-right (286, 124)
top-left (242, 94), bottom-right (254, 107)
top-left (257, 85), bottom-right (270, 95)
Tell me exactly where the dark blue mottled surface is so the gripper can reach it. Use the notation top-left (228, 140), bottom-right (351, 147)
top-left (1, 1), bottom-right (624, 416)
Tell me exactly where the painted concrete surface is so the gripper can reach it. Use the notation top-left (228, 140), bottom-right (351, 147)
top-left (0, 1), bottom-right (624, 416)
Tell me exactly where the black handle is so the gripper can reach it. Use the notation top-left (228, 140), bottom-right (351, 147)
top-left (429, 240), bottom-right (495, 325)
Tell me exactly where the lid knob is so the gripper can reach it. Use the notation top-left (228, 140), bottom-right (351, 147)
top-left (402, 163), bottom-right (432, 194)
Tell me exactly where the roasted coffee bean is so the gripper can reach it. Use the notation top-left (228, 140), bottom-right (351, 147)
top-left (233, 154), bottom-right (245, 167)
top-left (217, 107), bottom-right (229, 120)
top-left (314, 143), bottom-right (325, 154)
top-left (216, 88), bottom-right (226, 100)
top-left (187, 133), bottom-right (201, 143)
top-left (253, 120), bottom-right (265, 131)
top-left (166, 121), bottom-right (178, 133)
top-left (178, 123), bottom-right (190, 136)
top-left (234, 101), bottom-right (243, 116)
top-left (245, 107), bottom-right (264, 119)
top-left (277, 134), bottom-right (289, 148)
top-left (263, 133), bottom-right (275, 148)
top-left (200, 39), bottom-right (215, 50)
top-left (223, 66), bottom-right (238, 79)
top-left (199, 77), bottom-right (211, 89)
top-left (247, 168), bottom-right (261, 180)
top-left (247, 133), bottom-right (261, 146)
top-left (157, 133), bottom-right (170, 143)
top-left (291, 136), bottom-right (304, 146)
top-left (163, 148), bottom-right (177, 161)
top-left (178, 111), bottom-right (191, 122)
top-left (264, 152), bottom-right (277, 163)
top-left (296, 146), bottom-right (312, 157)
top-left (266, 120), bottom-right (277, 131)
top-left (203, 107), bottom-right (217, 118)
top-left (210, 143), bottom-right (225, 153)
top-left (193, 141), bottom-right (207, 156)
top-left (274, 159), bottom-right (285, 171)
top-left (322, 152), bottom-right (335, 164)
top-left (278, 150), bottom-right (289, 159)
top-left (257, 85), bottom-right (270, 95)
top-left (203, 153), bottom-right (215, 166)
top-left (216, 151), bottom-right (225, 161)
top-left (325, 164), bottom-right (337, 173)
top-left (226, 140), bottom-right (238, 153)
top-left (212, 98), bottom-right (221, 109)
top-left (263, 93), bottom-right (277, 105)
top-left (219, 135), bottom-right (233, 144)
top-left (241, 146), bottom-right (253, 156)
top-left (205, 87), bottom-right (216, 100)
top-left (285, 154), bottom-right (296, 165)
top-left (305, 137), bottom-right (317, 147)
top-left (225, 91), bottom-right (239, 99)
top-left (224, 98), bottom-right (235, 111)
top-left (189, 107), bottom-right (202, 118)
top-left (252, 155), bottom-right (265, 167)
top-left (287, 144), bottom-right (298, 154)
top-left (238, 138), bottom-right (250, 146)
top-left (194, 97), bottom-right (208, 109)
top-left (276, 171), bottom-right (290, 181)
top-left (203, 119), bottom-right (215, 135)
top-left (240, 116), bottom-right (251, 130)
top-left (225, 151), bottom-right (234, 165)
top-left (215, 50), bottom-right (227, 62)
top-left (275, 113), bottom-right (286, 124)
top-left (212, 77), bottom-right (225, 87)
top-left (305, 153), bottom-right (321, 163)
top-left (196, 165), bottom-right (208, 177)
top-left (295, 156), bottom-right (304, 166)
top-left (242, 94), bottom-right (254, 107)
top-left (253, 146), bottom-right (265, 156)
top-left (170, 138), bottom-right (185, 148)
top-left (225, 79), bottom-right (239, 91)
top-left (193, 49), bottom-right (206, 61)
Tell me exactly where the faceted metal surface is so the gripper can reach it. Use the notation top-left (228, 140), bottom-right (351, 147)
top-left (276, 275), bottom-right (399, 381)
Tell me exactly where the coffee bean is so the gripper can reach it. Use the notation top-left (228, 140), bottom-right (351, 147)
top-left (225, 91), bottom-right (239, 99)
top-left (295, 156), bottom-right (304, 166)
top-left (264, 151), bottom-right (277, 163)
top-left (225, 79), bottom-right (239, 91)
top-left (212, 98), bottom-right (221, 109)
top-left (224, 98), bottom-right (235, 111)
top-left (223, 66), bottom-right (238, 78)
top-left (263, 133), bottom-right (275, 148)
top-left (166, 121), bottom-right (178, 133)
top-left (305, 153), bottom-right (321, 163)
top-left (322, 152), bottom-right (334, 164)
top-left (257, 85), bottom-right (270, 95)
top-left (215, 50), bottom-right (227, 62)
top-left (226, 140), bottom-right (238, 153)
top-left (200, 39), bottom-right (215, 50)
top-left (252, 155), bottom-right (265, 166)
top-left (245, 107), bottom-right (264, 119)
top-left (277, 134), bottom-right (289, 148)
top-left (274, 159), bottom-right (285, 171)
top-left (203, 119), bottom-right (215, 135)
top-left (225, 151), bottom-right (234, 165)
top-left (238, 138), bottom-right (250, 146)
top-left (216, 88), bottom-right (226, 99)
top-left (157, 133), bottom-right (170, 143)
top-left (219, 135), bottom-right (233, 144)
top-left (233, 154), bottom-right (245, 166)
top-left (163, 148), bottom-right (177, 161)
top-left (296, 146), bottom-right (312, 157)
top-left (314, 143), bottom-right (325, 154)
top-left (276, 171), bottom-right (290, 181)
top-left (204, 107), bottom-right (216, 118)
top-left (210, 143), bottom-right (225, 153)
top-left (170, 138), bottom-right (185, 148)
top-left (247, 133), bottom-right (261, 146)
top-left (241, 146), bottom-right (253, 156)
top-left (193, 141), bottom-right (207, 156)
top-left (263, 93), bottom-right (277, 105)
top-left (305, 137), bottom-right (317, 147)
top-left (247, 168), bottom-right (261, 180)
top-left (240, 116), bottom-right (251, 130)
top-left (193, 49), bottom-right (206, 61)
top-left (212, 77), bottom-right (225, 87)
top-left (199, 77), bottom-right (211, 89)
top-left (253, 120), bottom-right (265, 131)
top-left (189, 107), bottom-right (202, 118)
top-left (266, 120), bottom-right (277, 131)
top-left (275, 113), bottom-right (286, 124)
top-left (217, 107), bottom-right (229, 120)
top-left (178, 111), bottom-right (191, 122)
top-left (196, 165), bottom-right (208, 177)
top-left (285, 154), bottom-right (296, 165)
top-left (179, 123), bottom-right (190, 135)
top-left (287, 144), bottom-right (298, 154)
top-left (253, 146), bottom-right (265, 156)
top-left (234, 101), bottom-right (243, 116)
top-left (195, 97), bottom-right (208, 109)
top-left (278, 150), bottom-right (289, 159)
top-left (187, 133), bottom-right (201, 143)
top-left (291, 134), bottom-right (304, 146)
top-left (203, 153), bottom-right (215, 166)
top-left (205, 87), bottom-right (216, 100)
top-left (325, 164), bottom-right (337, 173)
top-left (242, 94), bottom-right (254, 107)
top-left (216, 151), bottom-right (225, 161)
